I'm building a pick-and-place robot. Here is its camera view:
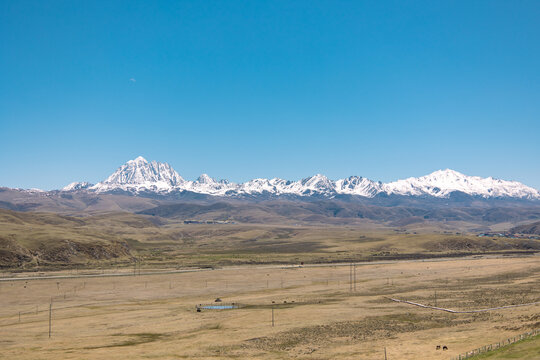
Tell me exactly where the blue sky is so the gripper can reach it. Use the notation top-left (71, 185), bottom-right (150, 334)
top-left (1, 1), bottom-right (539, 190)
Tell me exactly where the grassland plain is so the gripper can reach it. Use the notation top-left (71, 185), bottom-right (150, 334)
top-left (0, 256), bottom-right (539, 359)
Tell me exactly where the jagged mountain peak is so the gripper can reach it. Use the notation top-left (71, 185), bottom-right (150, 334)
top-left (90, 157), bottom-right (184, 193)
top-left (197, 174), bottom-right (216, 184)
top-left (301, 174), bottom-right (332, 186)
top-left (335, 176), bottom-right (382, 197)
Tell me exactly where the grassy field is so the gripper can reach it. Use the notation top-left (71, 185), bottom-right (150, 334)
top-left (0, 256), bottom-right (539, 359)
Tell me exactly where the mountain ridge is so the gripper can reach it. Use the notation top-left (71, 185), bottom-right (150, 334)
top-left (58, 156), bottom-right (540, 200)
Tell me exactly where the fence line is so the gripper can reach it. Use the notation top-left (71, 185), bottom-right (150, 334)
top-left (388, 298), bottom-right (540, 313)
top-left (452, 329), bottom-right (539, 359)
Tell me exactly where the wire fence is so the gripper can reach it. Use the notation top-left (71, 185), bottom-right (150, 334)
top-left (452, 328), bottom-right (539, 359)
top-left (389, 297), bottom-right (540, 313)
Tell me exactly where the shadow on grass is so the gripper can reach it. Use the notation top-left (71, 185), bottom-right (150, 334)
top-left (84, 332), bottom-right (167, 349)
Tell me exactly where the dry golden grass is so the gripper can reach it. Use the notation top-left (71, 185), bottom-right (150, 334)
top-left (0, 255), bottom-right (539, 359)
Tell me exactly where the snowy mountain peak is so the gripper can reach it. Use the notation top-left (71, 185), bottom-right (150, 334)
top-left (90, 157), bottom-right (184, 193)
top-left (129, 156), bottom-right (148, 164)
top-left (427, 169), bottom-right (465, 178)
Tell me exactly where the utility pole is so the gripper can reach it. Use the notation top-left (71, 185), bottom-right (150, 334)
top-left (271, 307), bottom-right (275, 327)
top-left (48, 301), bottom-right (52, 338)
top-left (353, 264), bottom-right (357, 292)
top-left (349, 264), bottom-right (353, 292)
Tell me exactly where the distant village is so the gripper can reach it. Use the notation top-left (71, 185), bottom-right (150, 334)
top-left (477, 232), bottom-right (540, 240)
top-left (183, 220), bottom-right (236, 225)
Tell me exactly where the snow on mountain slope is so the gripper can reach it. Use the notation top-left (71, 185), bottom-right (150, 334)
top-left (62, 182), bottom-right (93, 191)
top-left (238, 175), bottom-right (335, 196)
top-left (62, 157), bottom-right (540, 199)
top-left (237, 178), bottom-right (282, 194)
top-left (296, 174), bottom-right (335, 195)
top-left (384, 169), bottom-right (540, 199)
top-left (183, 174), bottom-right (237, 195)
top-left (335, 176), bottom-right (382, 197)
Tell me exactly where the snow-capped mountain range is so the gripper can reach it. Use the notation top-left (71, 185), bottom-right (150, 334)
top-left (62, 156), bottom-right (540, 200)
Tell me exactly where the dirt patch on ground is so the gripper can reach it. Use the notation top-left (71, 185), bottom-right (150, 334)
top-left (424, 238), bottom-right (540, 252)
top-left (84, 332), bottom-right (168, 349)
top-left (243, 313), bottom-right (467, 353)
top-left (39, 240), bottom-right (133, 263)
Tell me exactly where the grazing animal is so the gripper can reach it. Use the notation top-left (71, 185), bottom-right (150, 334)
top-left (436, 345), bottom-right (441, 350)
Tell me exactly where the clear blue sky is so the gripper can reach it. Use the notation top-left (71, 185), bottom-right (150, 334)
top-left (1, 1), bottom-right (539, 190)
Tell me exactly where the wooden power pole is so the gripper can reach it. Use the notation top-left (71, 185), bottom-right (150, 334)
top-left (349, 264), bottom-right (353, 292)
top-left (48, 302), bottom-right (52, 338)
top-left (353, 264), bottom-right (357, 292)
